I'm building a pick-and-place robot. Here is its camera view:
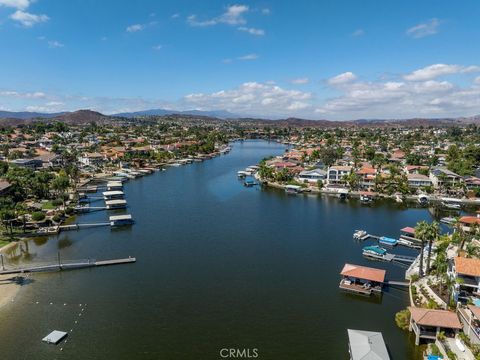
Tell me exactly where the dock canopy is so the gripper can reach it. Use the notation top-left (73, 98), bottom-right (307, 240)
top-left (347, 329), bottom-right (390, 360)
top-left (340, 263), bottom-right (386, 283)
top-left (408, 307), bottom-right (462, 329)
top-left (103, 190), bottom-right (124, 197)
top-left (400, 227), bottom-right (415, 235)
top-left (105, 199), bottom-right (127, 206)
top-left (459, 216), bottom-right (480, 225)
top-left (109, 214), bottom-right (132, 221)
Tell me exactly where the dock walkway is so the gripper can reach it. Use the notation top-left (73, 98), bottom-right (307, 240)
top-left (0, 257), bottom-right (136, 275)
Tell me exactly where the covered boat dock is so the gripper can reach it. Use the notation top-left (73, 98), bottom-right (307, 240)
top-left (339, 263), bottom-right (386, 295)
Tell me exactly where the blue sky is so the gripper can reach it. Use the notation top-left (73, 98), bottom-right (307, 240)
top-left (1, 0), bottom-right (480, 119)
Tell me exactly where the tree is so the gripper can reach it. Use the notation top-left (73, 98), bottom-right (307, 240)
top-left (319, 147), bottom-right (339, 167)
top-left (415, 221), bottom-right (428, 277)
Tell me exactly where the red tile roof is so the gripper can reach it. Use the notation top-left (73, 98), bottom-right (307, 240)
top-left (340, 263), bottom-right (386, 283)
top-left (459, 216), bottom-right (480, 225)
top-left (455, 257), bottom-right (480, 277)
top-left (409, 307), bottom-right (462, 329)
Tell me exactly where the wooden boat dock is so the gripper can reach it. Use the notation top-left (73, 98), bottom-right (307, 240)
top-left (0, 257), bottom-right (136, 275)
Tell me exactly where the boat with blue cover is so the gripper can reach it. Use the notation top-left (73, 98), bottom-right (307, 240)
top-left (362, 245), bottom-right (387, 260)
top-left (379, 236), bottom-right (398, 246)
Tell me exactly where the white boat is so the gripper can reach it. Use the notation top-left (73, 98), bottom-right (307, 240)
top-left (237, 170), bottom-right (249, 178)
top-left (353, 230), bottom-right (368, 240)
top-left (441, 201), bottom-right (462, 210)
top-left (285, 185), bottom-right (302, 194)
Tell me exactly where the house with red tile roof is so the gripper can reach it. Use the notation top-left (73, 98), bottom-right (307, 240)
top-left (408, 307), bottom-right (462, 345)
top-left (449, 257), bottom-right (480, 303)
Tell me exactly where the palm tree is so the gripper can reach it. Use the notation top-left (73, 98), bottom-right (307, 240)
top-left (425, 221), bottom-right (440, 275)
top-left (415, 221), bottom-right (438, 277)
top-left (415, 221), bottom-right (428, 277)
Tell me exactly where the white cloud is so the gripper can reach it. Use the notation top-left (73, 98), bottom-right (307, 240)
top-left (237, 26), bottom-right (265, 36)
top-left (237, 53), bottom-right (258, 61)
top-left (328, 72), bottom-right (357, 85)
top-left (290, 78), bottom-right (309, 84)
top-left (152, 44), bottom-right (162, 50)
top-left (182, 81), bottom-right (312, 117)
top-left (287, 101), bottom-right (310, 110)
top-left (10, 10), bottom-right (49, 27)
top-left (315, 64), bottom-right (480, 119)
top-left (475, 76), bottom-right (480, 85)
top-left (261, 8), bottom-right (270, 15)
top-left (404, 64), bottom-right (480, 81)
top-left (171, 13), bottom-right (180, 19)
top-left (406, 18), bottom-right (440, 38)
top-left (188, 4), bottom-right (249, 27)
top-left (0, 0), bottom-right (30, 10)
top-left (351, 29), bottom-right (364, 37)
top-left (0, 90), bottom-right (47, 99)
top-left (126, 24), bottom-right (145, 32)
top-left (48, 40), bottom-right (64, 48)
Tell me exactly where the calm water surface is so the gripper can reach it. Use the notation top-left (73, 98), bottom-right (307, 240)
top-left (0, 140), bottom-right (434, 360)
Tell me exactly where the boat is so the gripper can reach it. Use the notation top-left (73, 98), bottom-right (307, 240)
top-left (379, 236), bottom-right (398, 247)
top-left (285, 184), bottom-right (302, 194)
top-left (441, 201), bottom-right (462, 210)
top-left (418, 194), bottom-right (429, 205)
top-left (360, 195), bottom-right (373, 204)
top-left (243, 177), bottom-right (257, 187)
top-left (353, 230), bottom-right (368, 240)
top-left (338, 189), bottom-right (349, 200)
top-left (397, 238), bottom-right (421, 249)
top-left (362, 245), bottom-right (388, 260)
top-left (440, 216), bottom-right (456, 225)
top-left (237, 170), bottom-right (249, 178)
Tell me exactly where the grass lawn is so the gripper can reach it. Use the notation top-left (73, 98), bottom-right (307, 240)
top-left (0, 238), bottom-right (12, 248)
top-left (42, 201), bottom-right (56, 210)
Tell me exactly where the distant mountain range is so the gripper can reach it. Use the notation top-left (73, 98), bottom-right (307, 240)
top-left (0, 110), bottom-right (65, 119)
top-left (0, 109), bottom-right (479, 128)
top-left (112, 109), bottom-right (241, 119)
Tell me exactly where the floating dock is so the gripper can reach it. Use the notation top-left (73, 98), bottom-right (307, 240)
top-left (42, 330), bottom-right (68, 345)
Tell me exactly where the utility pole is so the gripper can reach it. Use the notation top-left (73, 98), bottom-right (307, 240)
top-left (57, 251), bottom-right (61, 269)
top-left (1, 254), bottom-right (4, 271)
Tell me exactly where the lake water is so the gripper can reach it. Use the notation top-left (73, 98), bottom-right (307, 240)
top-left (0, 140), bottom-right (434, 359)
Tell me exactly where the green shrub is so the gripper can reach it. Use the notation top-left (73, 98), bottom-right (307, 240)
top-left (52, 198), bottom-right (63, 207)
top-left (31, 212), bottom-right (46, 222)
top-left (395, 309), bottom-right (411, 331)
top-left (430, 343), bottom-right (441, 356)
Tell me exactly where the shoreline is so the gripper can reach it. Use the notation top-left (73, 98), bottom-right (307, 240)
top-left (0, 274), bottom-right (22, 311)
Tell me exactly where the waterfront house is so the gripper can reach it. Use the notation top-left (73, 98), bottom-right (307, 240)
top-left (458, 305), bottom-right (480, 344)
top-left (449, 257), bottom-right (480, 303)
top-left (297, 169), bottom-right (327, 183)
top-left (408, 307), bottom-right (462, 345)
top-left (78, 152), bottom-right (105, 167)
top-left (407, 173), bottom-right (432, 188)
top-left (339, 263), bottom-right (386, 295)
top-left (429, 168), bottom-right (463, 189)
top-left (347, 329), bottom-right (390, 360)
top-left (327, 166), bottom-right (352, 185)
top-left (405, 165), bottom-right (430, 174)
